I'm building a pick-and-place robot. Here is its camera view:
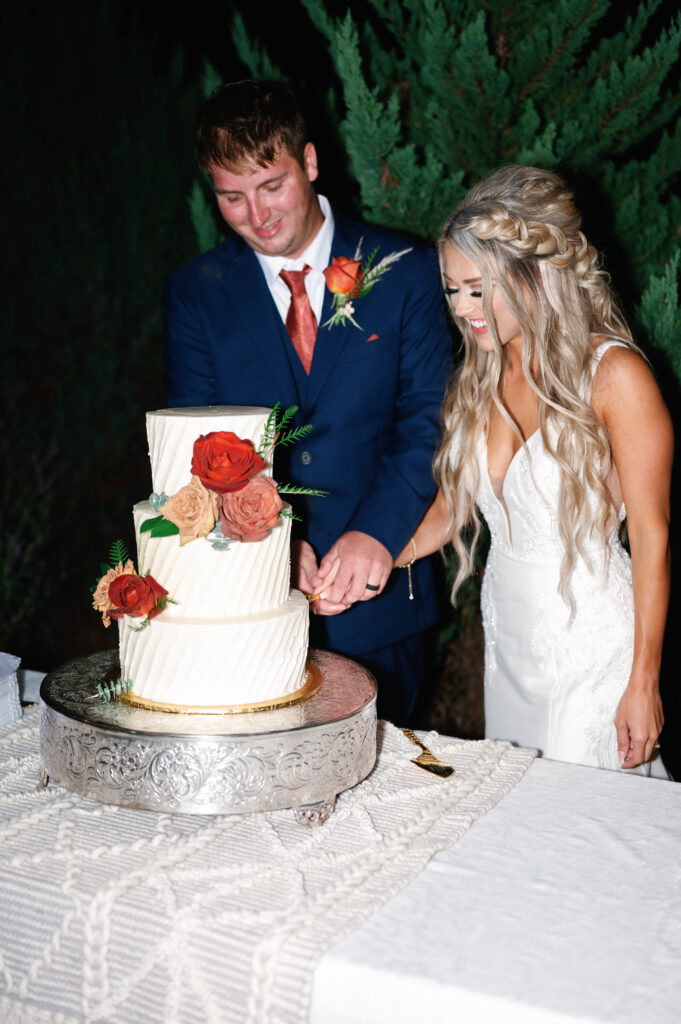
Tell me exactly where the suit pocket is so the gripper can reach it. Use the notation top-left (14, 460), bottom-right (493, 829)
top-left (336, 329), bottom-right (400, 365)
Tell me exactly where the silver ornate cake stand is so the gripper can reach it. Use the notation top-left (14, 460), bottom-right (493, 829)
top-left (39, 648), bottom-right (376, 826)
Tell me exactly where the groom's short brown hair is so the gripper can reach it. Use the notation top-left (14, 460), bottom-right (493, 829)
top-left (196, 79), bottom-right (307, 173)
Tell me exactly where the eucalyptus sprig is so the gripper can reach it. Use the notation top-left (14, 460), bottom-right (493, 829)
top-left (94, 677), bottom-right (133, 702)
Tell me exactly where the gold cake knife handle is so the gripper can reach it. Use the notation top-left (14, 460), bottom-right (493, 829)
top-left (402, 727), bottom-right (455, 778)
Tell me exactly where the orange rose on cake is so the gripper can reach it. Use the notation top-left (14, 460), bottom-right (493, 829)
top-left (219, 475), bottom-right (283, 543)
top-left (162, 475), bottom-right (218, 546)
top-left (191, 431), bottom-right (266, 493)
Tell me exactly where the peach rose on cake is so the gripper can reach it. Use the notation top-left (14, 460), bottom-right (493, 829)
top-left (219, 475), bottom-right (283, 543)
top-left (191, 431), bottom-right (267, 494)
top-left (162, 475), bottom-right (218, 546)
top-left (107, 572), bottom-right (168, 622)
top-left (323, 256), bottom-right (362, 296)
top-left (92, 559), bottom-right (135, 627)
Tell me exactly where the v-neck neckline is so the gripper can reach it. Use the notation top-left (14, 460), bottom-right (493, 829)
top-left (486, 427), bottom-right (540, 493)
top-left (485, 429), bottom-right (540, 549)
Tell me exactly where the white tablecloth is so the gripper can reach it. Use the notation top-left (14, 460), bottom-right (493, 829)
top-left (311, 757), bottom-right (681, 1024)
top-left (0, 710), bottom-right (534, 1024)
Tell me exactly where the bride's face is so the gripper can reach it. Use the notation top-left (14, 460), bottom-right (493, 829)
top-left (442, 243), bottom-right (522, 353)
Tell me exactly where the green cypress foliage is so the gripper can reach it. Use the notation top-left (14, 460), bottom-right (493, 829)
top-left (298, 0), bottom-right (680, 359)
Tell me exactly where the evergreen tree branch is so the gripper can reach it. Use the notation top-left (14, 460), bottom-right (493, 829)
top-left (516, 0), bottom-right (607, 103)
top-left (231, 13), bottom-right (283, 79)
top-left (638, 251), bottom-right (681, 373)
top-left (549, 0), bottom-right (663, 118)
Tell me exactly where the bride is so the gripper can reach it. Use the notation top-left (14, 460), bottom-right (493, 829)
top-left (399, 165), bottom-right (672, 774)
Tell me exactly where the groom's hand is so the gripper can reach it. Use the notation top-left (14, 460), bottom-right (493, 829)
top-left (291, 540), bottom-right (349, 615)
top-left (311, 531), bottom-right (392, 613)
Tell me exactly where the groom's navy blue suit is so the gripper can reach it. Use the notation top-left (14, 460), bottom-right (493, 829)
top-left (163, 207), bottom-right (452, 719)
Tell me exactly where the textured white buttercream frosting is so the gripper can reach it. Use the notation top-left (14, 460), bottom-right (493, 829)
top-left (118, 591), bottom-right (309, 706)
top-left (121, 406), bottom-right (310, 707)
top-left (147, 406), bottom-right (272, 496)
top-left (133, 500), bottom-right (292, 617)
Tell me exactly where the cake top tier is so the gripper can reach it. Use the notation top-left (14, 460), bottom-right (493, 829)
top-left (147, 406), bottom-right (272, 496)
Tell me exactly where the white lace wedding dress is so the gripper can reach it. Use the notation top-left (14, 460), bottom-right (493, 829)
top-left (466, 341), bottom-right (667, 775)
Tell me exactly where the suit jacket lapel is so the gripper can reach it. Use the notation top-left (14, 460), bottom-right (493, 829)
top-left (219, 241), bottom-right (302, 408)
top-left (306, 213), bottom-right (365, 409)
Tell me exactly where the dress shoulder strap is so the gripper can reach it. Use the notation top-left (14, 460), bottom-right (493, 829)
top-left (591, 338), bottom-right (629, 369)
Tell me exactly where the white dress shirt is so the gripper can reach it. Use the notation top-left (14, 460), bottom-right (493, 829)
top-left (255, 194), bottom-right (334, 326)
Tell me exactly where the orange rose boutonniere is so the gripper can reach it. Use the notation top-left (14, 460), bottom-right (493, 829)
top-left (323, 256), bottom-right (362, 296)
top-left (322, 240), bottom-right (412, 329)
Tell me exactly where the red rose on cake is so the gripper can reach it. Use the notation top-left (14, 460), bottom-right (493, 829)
top-left (107, 572), bottom-right (169, 622)
top-left (191, 431), bottom-right (266, 494)
top-left (323, 256), bottom-right (362, 296)
top-left (92, 559), bottom-right (136, 627)
top-left (162, 475), bottom-right (218, 546)
top-left (219, 475), bottom-right (283, 543)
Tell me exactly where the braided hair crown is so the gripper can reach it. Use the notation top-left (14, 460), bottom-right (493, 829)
top-left (441, 164), bottom-right (593, 275)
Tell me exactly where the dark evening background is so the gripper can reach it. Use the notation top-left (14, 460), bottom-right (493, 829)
top-left (3, 0), bottom-right (680, 772)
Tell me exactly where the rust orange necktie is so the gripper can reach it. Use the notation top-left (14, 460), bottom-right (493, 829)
top-left (279, 265), bottom-right (318, 375)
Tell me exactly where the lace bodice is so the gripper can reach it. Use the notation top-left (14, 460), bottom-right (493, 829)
top-left (477, 425), bottom-right (624, 565)
top-left (464, 341), bottom-right (627, 566)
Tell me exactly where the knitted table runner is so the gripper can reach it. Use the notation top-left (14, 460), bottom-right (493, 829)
top-left (0, 709), bottom-right (535, 1024)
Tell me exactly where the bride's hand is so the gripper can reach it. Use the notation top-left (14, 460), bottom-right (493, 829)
top-left (613, 675), bottom-right (663, 769)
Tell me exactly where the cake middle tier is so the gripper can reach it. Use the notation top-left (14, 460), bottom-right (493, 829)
top-left (134, 500), bottom-right (292, 617)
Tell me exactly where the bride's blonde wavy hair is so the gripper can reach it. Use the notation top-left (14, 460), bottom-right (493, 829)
top-left (434, 164), bottom-right (640, 610)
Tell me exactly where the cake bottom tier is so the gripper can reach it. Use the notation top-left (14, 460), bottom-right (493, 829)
top-left (118, 590), bottom-right (309, 707)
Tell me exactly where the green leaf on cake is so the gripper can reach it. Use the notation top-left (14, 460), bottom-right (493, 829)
top-left (277, 483), bottom-right (329, 497)
top-left (276, 424), bottom-right (313, 447)
top-left (279, 508), bottom-right (302, 522)
top-left (140, 515), bottom-right (180, 537)
top-left (259, 402), bottom-right (283, 453)
top-left (259, 402), bottom-right (301, 455)
top-left (129, 618), bottom-right (152, 633)
top-left (107, 539), bottom-right (130, 567)
top-left (92, 539), bottom-right (131, 590)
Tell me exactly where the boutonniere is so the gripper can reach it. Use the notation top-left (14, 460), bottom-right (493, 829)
top-left (322, 239), bottom-right (412, 329)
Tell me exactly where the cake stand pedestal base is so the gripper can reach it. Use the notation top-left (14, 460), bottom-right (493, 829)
top-left (39, 649), bottom-right (376, 825)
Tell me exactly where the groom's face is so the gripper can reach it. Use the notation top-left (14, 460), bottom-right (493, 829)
top-left (209, 142), bottom-right (324, 259)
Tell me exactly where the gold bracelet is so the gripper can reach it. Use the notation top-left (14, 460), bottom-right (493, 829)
top-left (398, 537), bottom-right (417, 601)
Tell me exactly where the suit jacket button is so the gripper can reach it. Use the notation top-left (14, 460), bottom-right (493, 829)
top-left (300, 451), bottom-right (313, 465)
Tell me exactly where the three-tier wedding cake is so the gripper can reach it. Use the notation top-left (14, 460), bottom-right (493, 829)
top-left (93, 406), bottom-right (310, 710)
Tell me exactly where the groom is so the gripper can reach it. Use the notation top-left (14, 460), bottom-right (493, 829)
top-left (163, 80), bottom-right (451, 723)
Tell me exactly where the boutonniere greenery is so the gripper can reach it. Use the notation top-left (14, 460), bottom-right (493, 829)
top-left (322, 240), bottom-right (412, 329)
